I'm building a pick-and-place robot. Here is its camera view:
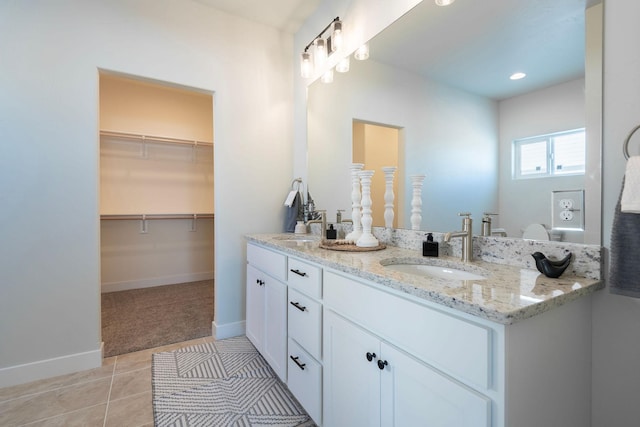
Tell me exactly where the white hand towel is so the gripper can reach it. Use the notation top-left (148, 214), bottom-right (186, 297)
top-left (621, 156), bottom-right (640, 213)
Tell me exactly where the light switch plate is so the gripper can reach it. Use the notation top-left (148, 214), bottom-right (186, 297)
top-left (552, 190), bottom-right (584, 230)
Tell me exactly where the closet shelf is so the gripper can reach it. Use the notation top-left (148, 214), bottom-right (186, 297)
top-left (101, 213), bottom-right (214, 220)
top-left (100, 130), bottom-right (213, 148)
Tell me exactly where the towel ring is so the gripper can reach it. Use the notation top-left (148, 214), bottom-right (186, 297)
top-left (623, 124), bottom-right (640, 160)
top-left (291, 177), bottom-right (303, 191)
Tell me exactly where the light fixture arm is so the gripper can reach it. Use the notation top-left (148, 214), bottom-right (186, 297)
top-left (303, 16), bottom-right (340, 52)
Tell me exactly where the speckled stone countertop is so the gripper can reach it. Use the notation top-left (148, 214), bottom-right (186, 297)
top-left (246, 233), bottom-right (604, 325)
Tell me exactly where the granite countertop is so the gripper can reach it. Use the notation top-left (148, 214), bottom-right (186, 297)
top-left (246, 233), bottom-right (604, 325)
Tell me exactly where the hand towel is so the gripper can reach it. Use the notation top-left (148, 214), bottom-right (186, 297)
top-left (610, 176), bottom-right (640, 297)
top-left (284, 191), bottom-right (303, 233)
top-left (621, 156), bottom-right (640, 213)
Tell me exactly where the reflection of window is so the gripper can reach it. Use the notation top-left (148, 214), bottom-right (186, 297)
top-left (513, 129), bottom-right (586, 179)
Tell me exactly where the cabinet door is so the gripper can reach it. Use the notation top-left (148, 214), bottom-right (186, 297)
top-left (380, 342), bottom-right (491, 427)
top-left (246, 264), bottom-right (265, 351)
top-left (264, 277), bottom-right (287, 382)
top-left (324, 310), bottom-right (381, 427)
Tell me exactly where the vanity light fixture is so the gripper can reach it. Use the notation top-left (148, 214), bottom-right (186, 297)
top-left (336, 56), bottom-right (350, 73)
top-left (510, 72), bottom-right (527, 80)
top-left (435, 0), bottom-right (456, 5)
top-left (321, 68), bottom-right (334, 83)
top-left (354, 43), bottom-right (369, 60)
top-left (300, 51), bottom-right (313, 78)
top-left (300, 17), bottom-right (343, 78)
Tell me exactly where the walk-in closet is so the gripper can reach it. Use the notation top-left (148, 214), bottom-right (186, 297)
top-left (99, 73), bottom-right (214, 357)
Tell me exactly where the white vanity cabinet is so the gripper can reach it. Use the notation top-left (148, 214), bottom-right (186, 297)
top-left (246, 237), bottom-right (593, 427)
top-left (246, 244), bottom-right (287, 381)
top-left (323, 271), bottom-right (491, 427)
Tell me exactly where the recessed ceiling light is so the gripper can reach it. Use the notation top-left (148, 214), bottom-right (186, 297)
top-left (510, 72), bottom-right (527, 80)
top-left (435, 0), bottom-right (455, 6)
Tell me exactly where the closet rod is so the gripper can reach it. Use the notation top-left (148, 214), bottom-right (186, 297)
top-left (100, 130), bottom-right (213, 148)
top-left (101, 213), bottom-right (214, 220)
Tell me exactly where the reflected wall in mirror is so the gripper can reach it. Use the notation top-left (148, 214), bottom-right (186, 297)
top-left (307, 0), bottom-right (602, 244)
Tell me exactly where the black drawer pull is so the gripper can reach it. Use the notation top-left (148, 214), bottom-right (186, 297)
top-left (366, 352), bottom-right (376, 362)
top-left (377, 359), bottom-right (388, 370)
top-left (290, 301), bottom-right (307, 312)
top-left (290, 355), bottom-right (306, 370)
top-left (290, 269), bottom-right (308, 277)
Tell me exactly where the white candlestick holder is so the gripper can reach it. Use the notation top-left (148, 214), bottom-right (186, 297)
top-left (356, 170), bottom-right (379, 247)
top-left (382, 166), bottom-right (397, 228)
top-left (410, 174), bottom-right (425, 231)
top-left (345, 163), bottom-right (364, 242)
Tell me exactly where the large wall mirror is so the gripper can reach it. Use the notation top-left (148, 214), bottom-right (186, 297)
top-left (307, 0), bottom-right (602, 244)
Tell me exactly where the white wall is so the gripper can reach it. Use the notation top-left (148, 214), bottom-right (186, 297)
top-left (592, 1), bottom-right (640, 426)
top-left (0, 0), bottom-right (293, 386)
top-left (498, 79), bottom-right (586, 240)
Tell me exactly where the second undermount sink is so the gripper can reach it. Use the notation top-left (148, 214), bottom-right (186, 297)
top-left (381, 259), bottom-right (488, 281)
top-left (272, 235), bottom-right (318, 245)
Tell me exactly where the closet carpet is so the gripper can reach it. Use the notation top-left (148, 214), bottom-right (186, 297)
top-left (102, 280), bottom-right (214, 358)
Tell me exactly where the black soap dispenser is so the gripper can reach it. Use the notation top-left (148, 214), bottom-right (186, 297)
top-left (423, 233), bottom-right (439, 257)
top-left (326, 224), bottom-right (337, 240)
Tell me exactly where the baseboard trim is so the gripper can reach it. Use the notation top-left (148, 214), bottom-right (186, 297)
top-left (101, 271), bottom-right (214, 293)
top-left (0, 345), bottom-right (103, 388)
top-left (212, 320), bottom-right (245, 340)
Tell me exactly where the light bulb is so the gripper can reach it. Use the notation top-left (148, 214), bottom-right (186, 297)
top-left (314, 38), bottom-right (327, 68)
top-left (435, 0), bottom-right (455, 5)
top-left (336, 56), bottom-right (350, 73)
top-left (354, 43), bottom-right (369, 60)
top-left (321, 69), bottom-right (334, 84)
top-left (300, 52), bottom-right (313, 78)
top-left (331, 20), bottom-right (343, 52)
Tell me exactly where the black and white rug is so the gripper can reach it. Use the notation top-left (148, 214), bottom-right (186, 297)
top-left (152, 336), bottom-right (314, 426)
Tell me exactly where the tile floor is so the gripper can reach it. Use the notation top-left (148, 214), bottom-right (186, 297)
top-left (0, 336), bottom-right (214, 427)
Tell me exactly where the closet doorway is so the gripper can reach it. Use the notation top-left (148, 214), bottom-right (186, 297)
top-left (98, 72), bottom-right (214, 357)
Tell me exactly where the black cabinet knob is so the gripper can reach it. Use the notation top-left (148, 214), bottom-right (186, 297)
top-left (366, 352), bottom-right (376, 362)
top-left (377, 359), bottom-right (388, 370)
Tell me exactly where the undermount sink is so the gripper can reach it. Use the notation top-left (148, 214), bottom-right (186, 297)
top-left (381, 259), bottom-right (487, 281)
top-left (273, 235), bottom-right (318, 244)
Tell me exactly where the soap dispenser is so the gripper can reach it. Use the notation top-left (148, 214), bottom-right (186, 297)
top-left (423, 233), bottom-right (439, 257)
top-left (326, 224), bottom-right (337, 240)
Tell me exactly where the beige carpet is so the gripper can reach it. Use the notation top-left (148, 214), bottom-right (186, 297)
top-left (102, 280), bottom-right (214, 357)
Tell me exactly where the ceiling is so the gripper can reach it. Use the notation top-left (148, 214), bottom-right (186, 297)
top-left (192, 0), bottom-right (320, 33)
top-left (370, 0), bottom-right (592, 100)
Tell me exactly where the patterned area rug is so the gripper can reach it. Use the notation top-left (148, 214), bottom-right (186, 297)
top-left (152, 336), bottom-right (314, 426)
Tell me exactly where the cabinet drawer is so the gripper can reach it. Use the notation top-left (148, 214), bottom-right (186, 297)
top-left (287, 338), bottom-right (322, 425)
top-left (247, 243), bottom-right (286, 281)
top-left (287, 257), bottom-right (322, 299)
top-left (288, 288), bottom-right (322, 360)
top-left (324, 270), bottom-right (491, 389)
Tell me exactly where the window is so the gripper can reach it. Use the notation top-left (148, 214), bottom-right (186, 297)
top-left (513, 129), bottom-right (585, 179)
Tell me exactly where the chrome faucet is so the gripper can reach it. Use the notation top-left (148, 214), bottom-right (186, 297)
top-left (481, 213), bottom-right (498, 236)
top-left (444, 213), bottom-right (473, 262)
top-left (306, 210), bottom-right (326, 241)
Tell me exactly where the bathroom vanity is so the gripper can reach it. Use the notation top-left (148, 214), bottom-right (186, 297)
top-left (245, 233), bottom-right (603, 427)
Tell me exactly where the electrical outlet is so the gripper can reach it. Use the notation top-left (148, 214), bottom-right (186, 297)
top-left (559, 199), bottom-right (573, 210)
top-left (552, 190), bottom-right (584, 230)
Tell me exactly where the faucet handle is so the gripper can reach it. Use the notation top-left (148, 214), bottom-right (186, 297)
top-left (458, 212), bottom-right (472, 218)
